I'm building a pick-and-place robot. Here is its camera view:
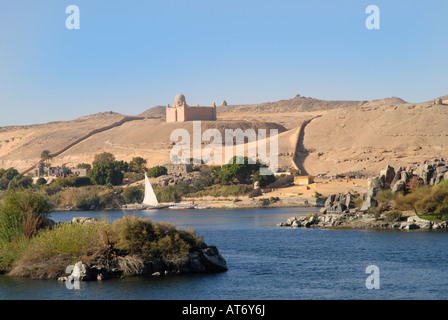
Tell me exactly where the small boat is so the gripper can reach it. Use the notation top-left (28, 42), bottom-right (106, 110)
top-left (168, 202), bottom-right (197, 210)
top-left (122, 173), bottom-right (165, 211)
top-left (122, 204), bottom-right (149, 211)
top-left (195, 206), bottom-right (211, 210)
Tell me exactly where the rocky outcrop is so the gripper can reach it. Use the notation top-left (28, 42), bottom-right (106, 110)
top-left (279, 158), bottom-right (448, 231)
top-left (157, 171), bottom-right (201, 187)
top-left (360, 177), bottom-right (380, 212)
top-left (278, 215), bottom-right (321, 228)
top-left (58, 246), bottom-right (227, 282)
top-left (359, 159), bottom-right (448, 212)
top-left (278, 213), bottom-right (447, 231)
top-left (321, 191), bottom-right (361, 214)
top-left (397, 216), bottom-right (447, 230)
top-left (72, 217), bottom-right (100, 224)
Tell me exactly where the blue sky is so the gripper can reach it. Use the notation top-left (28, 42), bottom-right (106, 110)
top-left (0, 0), bottom-right (447, 126)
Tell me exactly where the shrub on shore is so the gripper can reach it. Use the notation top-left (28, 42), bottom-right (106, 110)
top-left (48, 186), bottom-right (122, 210)
top-left (19, 222), bottom-right (102, 263)
top-left (3, 215), bottom-right (207, 278)
top-left (0, 188), bottom-right (52, 243)
top-left (147, 166), bottom-right (168, 178)
top-left (0, 187), bottom-right (208, 277)
top-left (394, 180), bottom-right (448, 216)
top-left (0, 188), bottom-right (53, 271)
top-left (153, 183), bottom-right (253, 202)
top-left (122, 186), bottom-right (143, 204)
top-left (106, 216), bottom-right (205, 265)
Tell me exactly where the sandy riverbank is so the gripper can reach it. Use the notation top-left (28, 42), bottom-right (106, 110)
top-left (181, 178), bottom-right (367, 209)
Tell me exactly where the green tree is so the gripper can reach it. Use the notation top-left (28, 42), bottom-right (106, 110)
top-left (129, 157), bottom-right (147, 173)
top-left (8, 175), bottom-right (33, 190)
top-left (252, 170), bottom-right (276, 187)
top-left (40, 150), bottom-right (52, 166)
top-left (147, 166), bottom-right (167, 178)
top-left (0, 177), bottom-right (10, 190)
top-left (219, 156), bottom-right (262, 185)
top-left (395, 186), bottom-right (431, 216)
top-left (36, 177), bottom-right (47, 186)
top-left (122, 186), bottom-right (144, 204)
top-left (92, 152), bottom-right (116, 166)
top-left (0, 168), bottom-right (19, 190)
top-left (73, 176), bottom-right (92, 187)
top-left (417, 180), bottom-right (448, 216)
top-left (76, 163), bottom-right (92, 170)
top-left (53, 176), bottom-right (76, 188)
top-left (4, 168), bottom-right (19, 181)
top-left (217, 166), bottom-right (235, 185)
top-left (89, 162), bottom-right (124, 186)
top-left (116, 160), bottom-right (129, 173)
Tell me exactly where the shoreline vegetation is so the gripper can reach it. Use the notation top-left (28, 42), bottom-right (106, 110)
top-left (0, 188), bottom-right (227, 279)
top-left (0, 153), bottom-right (316, 213)
top-left (2, 153), bottom-right (448, 280)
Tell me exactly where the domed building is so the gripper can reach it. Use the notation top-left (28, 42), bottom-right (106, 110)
top-left (166, 94), bottom-right (217, 122)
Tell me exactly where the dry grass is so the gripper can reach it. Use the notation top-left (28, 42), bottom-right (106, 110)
top-left (4, 215), bottom-right (207, 279)
top-left (117, 254), bottom-right (146, 276)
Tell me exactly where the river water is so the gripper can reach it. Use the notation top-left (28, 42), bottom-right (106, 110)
top-left (1, 207), bottom-right (448, 300)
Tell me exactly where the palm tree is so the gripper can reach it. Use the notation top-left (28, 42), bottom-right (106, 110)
top-left (40, 150), bottom-right (53, 166)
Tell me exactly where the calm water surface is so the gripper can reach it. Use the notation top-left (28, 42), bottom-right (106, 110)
top-left (1, 207), bottom-right (448, 300)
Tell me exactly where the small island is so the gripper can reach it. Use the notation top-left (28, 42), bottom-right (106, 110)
top-left (0, 189), bottom-right (227, 281)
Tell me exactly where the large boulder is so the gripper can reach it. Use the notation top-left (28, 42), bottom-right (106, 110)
top-left (407, 216), bottom-right (432, 229)
top-left (391, 180), bottom-right (406, 194)
top-left (291, 220), bottom-right (302, 228)
top-left (327, 203), bottom-right (347, 213)
top-left (390, 171), bottom-right (402, 189)
top-left (324, 194), bottom-right (336, 208)
top-left (72, 217), bottom-right (100, 224)
top-left (59, 261), bottom-right (94, 282)
top-left (345, 193), bottom-right (353, 209)
top-left (182, 246), bottom-right (228, 273)
top-left (380, 165), bottom-right (395, 189)
top-left (360, 178), bottom-right (380, 212)
top-left (197, 246), bottom-right (228, 272)
top-left (400, 223), bottom-right (420, 230)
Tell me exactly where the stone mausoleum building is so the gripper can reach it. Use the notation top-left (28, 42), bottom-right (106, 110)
top-left (166, 94), bottom-right (217, 122)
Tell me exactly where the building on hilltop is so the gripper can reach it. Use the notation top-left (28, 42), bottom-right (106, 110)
top-left (166, 94), bottom-right (217, 122)
top-left (434, 98), bottom-right (448, 105)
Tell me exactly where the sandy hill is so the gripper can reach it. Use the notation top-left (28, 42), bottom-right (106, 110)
top-left (0, 115), bottom-right (287, 171)
top-left (300, 100), bottom-right (448, 176)
top-left (140, 95), bottom-right (366, 129)
top-left (219, 95), bottom-right (366, 114)
top-left (0, 112), bottom-right (126, 171)
top-left (1, 94), bottom-right (447, 177)
top-left (139, 106), bottom-right (165, 118)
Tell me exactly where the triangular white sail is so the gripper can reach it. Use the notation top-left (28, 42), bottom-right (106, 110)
top-left (142, 173), bottom-right (159, 206)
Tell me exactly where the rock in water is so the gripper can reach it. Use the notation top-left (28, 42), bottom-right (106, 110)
top-left (65, 261), bottom-right (93, 282)
top-left (199, 246), bottom-right (228, 272)
top-left (72, 217), bottom-right (99, 224)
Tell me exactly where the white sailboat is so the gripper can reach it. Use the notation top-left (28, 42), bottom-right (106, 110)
top-left (141, 173), bottom-right (160, 209)
top-left (122, 173), bottom-right (165, 211)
